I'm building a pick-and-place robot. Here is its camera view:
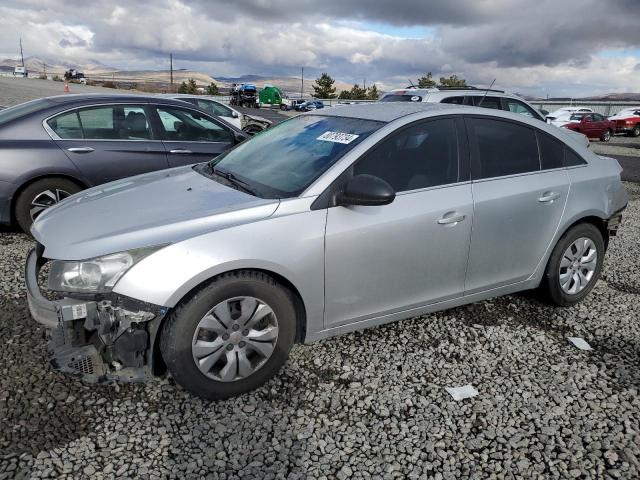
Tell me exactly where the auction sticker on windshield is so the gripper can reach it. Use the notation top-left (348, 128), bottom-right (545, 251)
top-left (317, 131), bottom-right (360, 144)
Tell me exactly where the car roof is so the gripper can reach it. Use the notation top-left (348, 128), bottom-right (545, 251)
top-left (43, 94), bottom-right (193, 106)
top-left (308, 102), bottom-right (462, 122)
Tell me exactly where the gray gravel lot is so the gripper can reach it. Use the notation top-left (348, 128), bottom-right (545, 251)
top-left (0, 184), bottom-right (639, 479)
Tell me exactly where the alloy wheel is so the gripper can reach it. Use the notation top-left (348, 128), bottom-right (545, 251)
top-left (559, 237), bottom-right (598, 295)
top-left (29, 189), bottom-right (72, 221)
top-left (191, 296), bottom-right (279, 382)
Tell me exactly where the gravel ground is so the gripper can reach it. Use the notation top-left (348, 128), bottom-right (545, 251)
top-left (0, 184), bottom-right (639, 479)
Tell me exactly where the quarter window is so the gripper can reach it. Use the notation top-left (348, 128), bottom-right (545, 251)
top-left (156, 107), bottom-right (233, 143)
top-left (469, 118), bottom-right (540, 179)
top-left (537, 131), bottom-right (564, 170)
top-left (47, 111), bottom-right (82, 139)
top-left (354, 118), bottom-right (459, 192)
top-left (564, 148), bottom-right (587, 167)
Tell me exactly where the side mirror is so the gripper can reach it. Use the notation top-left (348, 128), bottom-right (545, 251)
top-left (540, 109), bottom-right (549, 116)
top-left (338, 174), bottom-right (395, 207)
top-left (231, 111), bottom-right (239, 118)
top-left (233, 130), bottom-right (248, 143)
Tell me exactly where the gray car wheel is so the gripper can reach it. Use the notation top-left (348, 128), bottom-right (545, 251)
top-left (160, 271), bottom-right (296, 400)
top-left (14, 177), bottom-right (82, 233)
top-left (541, 223), bottom-right (604, 306)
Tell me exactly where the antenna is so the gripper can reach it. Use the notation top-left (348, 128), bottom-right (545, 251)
top-left (408, 79), bottom-right (416, 88)
top-left (477, 79), bottom-right (496, 107)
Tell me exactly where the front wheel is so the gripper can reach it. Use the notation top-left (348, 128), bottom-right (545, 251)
top-left (541, 223), bottom-right (604, 306)
top-left (160, 271), bottom-right (296, 400)
top-left (600, 129), bottom-right (612, 142)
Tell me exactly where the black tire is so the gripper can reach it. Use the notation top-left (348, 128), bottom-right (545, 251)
top-left (541, 223), bottom-right (605, 306)
top-left (160, 271), bottom-right (296, 400)
top-left (600, 129), bottom-right (612, 142)
top-left (629, 125), bottom-right (640, 138)
top-left (14, 177), bottom-right (82, 233)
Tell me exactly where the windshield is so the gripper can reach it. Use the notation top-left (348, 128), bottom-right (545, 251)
top-left (569, 114), bottom-right (586, 121)
top-left (380, 94), bottom-right (423, 103)
top-left (0, 98), bottom-right (55, 126)
top-left (199, 115), bottom-right (383, 198)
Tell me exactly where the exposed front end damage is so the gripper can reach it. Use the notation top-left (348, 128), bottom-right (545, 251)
top-left (25, 247), bottom-right (168, 383)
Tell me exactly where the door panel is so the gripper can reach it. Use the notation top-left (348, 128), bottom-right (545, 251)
top-left (324, 184), bottom-right (473, 327)
top-left (153, 105), bottom-right (234, 166)
top-left (55, 139), bottom-right (169, 185)
top-left (466, 170), bottom-right (569, 292)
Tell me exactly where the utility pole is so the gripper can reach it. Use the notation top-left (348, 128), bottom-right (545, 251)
top-left (300, 67), bottom-right (304, 99)
top-left (43, 60), bottom-right (46, 78)
top-left (170, 53), bottom-right (174, 91)
top-left (19, 37), bottom-right (24, 67)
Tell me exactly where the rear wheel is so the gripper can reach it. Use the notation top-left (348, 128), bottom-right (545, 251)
top-left (541, 223), bottom-right (604, 306)
top-left (629, 125), bottom-right (640, 137)
top-left (160, 271), bottom-right (296, 400)
top-left (600, 129), bottom-right (612, 142)
top-left (14, 177), bottom-right (82, 233)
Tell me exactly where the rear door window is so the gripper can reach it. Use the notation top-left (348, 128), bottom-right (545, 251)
top-left (504, 99), bottom-right (537, 118)
top-left (468, 118), bottom-right (540, 179)
top-left (471, 96), bottom-right (502, 110)
top-left (48, 105), bottom-right (152, 140)
top-left (441, 96), bottom-right (465, 105)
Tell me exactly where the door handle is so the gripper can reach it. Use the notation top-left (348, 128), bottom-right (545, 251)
top-left (437, 212), bottom-right (466, 225)
top-left (67, 147), bottom-right (94, 153)
top-left (538, 191), bottom-right (560, 203)
top-left (169, 149), bottom-right (193, 154)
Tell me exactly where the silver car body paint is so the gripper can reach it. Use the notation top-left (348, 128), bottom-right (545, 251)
top-left (31, 103), bottom-right (628, 345)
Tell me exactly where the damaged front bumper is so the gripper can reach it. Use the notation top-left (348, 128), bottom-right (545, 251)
top-left (25, 247), bottom-right (168, 383)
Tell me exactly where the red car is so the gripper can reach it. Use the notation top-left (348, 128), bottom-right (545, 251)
top-left (609, 108), bottom-right (640, 137)
top-left (561, 113), bottom-right (615, 142)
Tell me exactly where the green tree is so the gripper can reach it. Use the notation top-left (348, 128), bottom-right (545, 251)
top-left (178, 78), bottom-right (198, 94)
top-left (206, 82), bottom-right (219, 95)
top-left (348, 83), bottom-right (367, 100)
top-left (338, 90), bottom-right (352, 100)
top-left (366, 84), bottom-right (379, 100)
top-left (417, 72), bottom-right (436, 88)
top-left (438, 74), bottom-right (467, 87)
top-left (312, 73), bottom-right (337, 99)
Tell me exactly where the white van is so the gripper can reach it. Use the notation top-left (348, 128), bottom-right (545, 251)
top-left (13, 66), bottom-right (27, 78)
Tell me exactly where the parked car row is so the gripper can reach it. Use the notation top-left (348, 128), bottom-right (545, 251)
top-left (24, 102), bottom-right (627, 399)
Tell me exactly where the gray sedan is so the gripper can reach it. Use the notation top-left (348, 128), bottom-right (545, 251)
top-left (0, 94), bottom-right (246, 232)
top-left (26, 103), bottom-right (627, 400)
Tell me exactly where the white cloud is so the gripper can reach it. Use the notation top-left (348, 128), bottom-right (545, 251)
top-left (0, 0), bottom-right (638, 97)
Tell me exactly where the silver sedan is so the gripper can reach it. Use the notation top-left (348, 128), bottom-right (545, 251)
top-left (25, 103), bottom-right (628, 399)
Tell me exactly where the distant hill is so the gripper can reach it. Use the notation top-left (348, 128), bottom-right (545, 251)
top-left (0, 56), bottom-right (117, 74)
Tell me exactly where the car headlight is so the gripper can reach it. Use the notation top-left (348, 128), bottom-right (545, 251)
top-left (48, 246), bottom-right (164, 293)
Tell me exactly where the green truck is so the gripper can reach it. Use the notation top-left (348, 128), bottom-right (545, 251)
top-left (258, 85), bottom-right (284, 108)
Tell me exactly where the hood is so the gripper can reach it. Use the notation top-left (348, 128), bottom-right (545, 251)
top-left (609, 110), bottom-right (639, 120)
top-left (244, 114), bottom-right (272, 125)
top-left (32, 166), bottom-right (279, 260)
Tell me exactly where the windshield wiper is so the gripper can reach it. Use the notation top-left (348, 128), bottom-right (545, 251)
top-left (212, 167), bottom-right (260, 197)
